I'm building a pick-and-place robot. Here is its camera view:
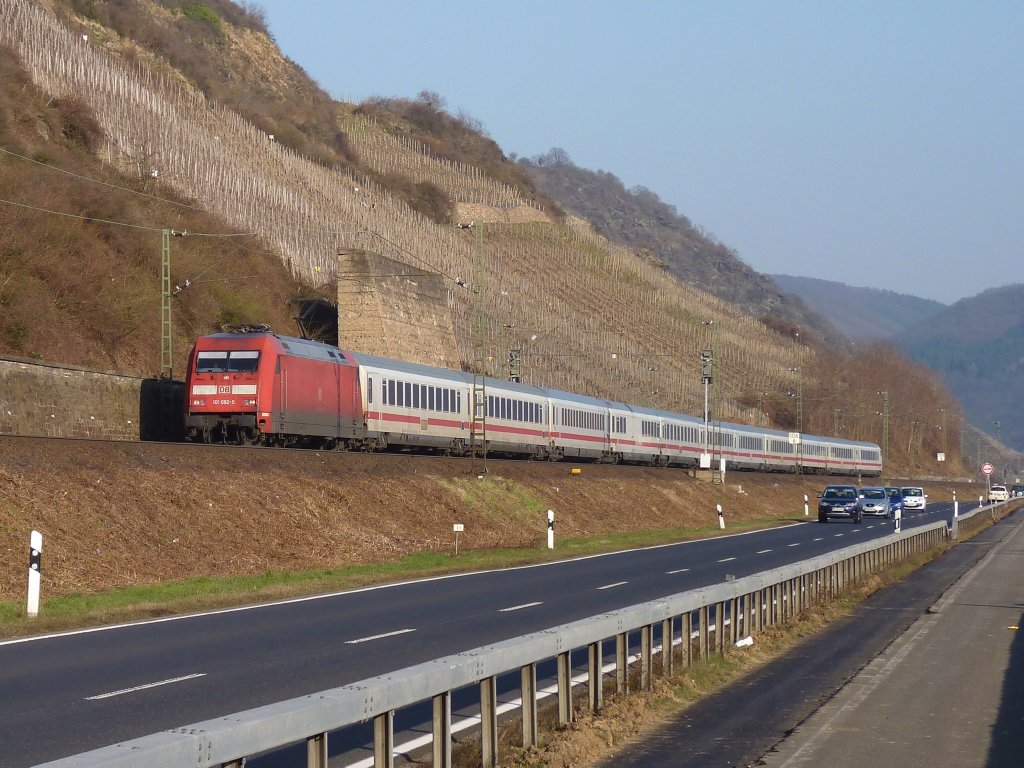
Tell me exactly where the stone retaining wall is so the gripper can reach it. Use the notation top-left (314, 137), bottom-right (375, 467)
top-left (0, 357), bottom-right (182, 441)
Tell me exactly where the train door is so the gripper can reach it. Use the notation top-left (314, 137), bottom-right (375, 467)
top-left (276, 355), bottom-right (288, 431)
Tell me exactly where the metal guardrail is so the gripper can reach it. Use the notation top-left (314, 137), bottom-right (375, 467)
top-left (38, 518), bottom-right (963, 768)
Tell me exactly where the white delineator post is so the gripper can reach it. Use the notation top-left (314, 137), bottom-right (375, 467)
top-left (953, 490), bottom-right (959, 517)
top-left (547, 509), bottom-right (555, 549)
top-left (717, 504), bottom-right (725, 530)
top-left (27, 530), bottom-right (42, 618)
top-left (803, 494), bottom-right (809, 516)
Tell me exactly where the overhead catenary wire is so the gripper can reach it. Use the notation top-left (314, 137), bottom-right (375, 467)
top-left (0, 143), bottom-right (206, 211)
top-left (0, 196), bottom-right (255, 238)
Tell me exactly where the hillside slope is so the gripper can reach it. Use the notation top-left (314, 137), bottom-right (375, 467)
top-left (0, 0), bottom-right (974, 477)
top-left (0, 0), bottom-right (804, 422)
top-left (771, 274), bottom-right (946, 340)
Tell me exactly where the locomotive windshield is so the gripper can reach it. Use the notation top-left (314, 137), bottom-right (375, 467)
top-left (196, 350), bottom-right (260, 374)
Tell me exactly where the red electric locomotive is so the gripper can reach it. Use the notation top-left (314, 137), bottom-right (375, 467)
top-left (184, 329), bottom-right (362, 447)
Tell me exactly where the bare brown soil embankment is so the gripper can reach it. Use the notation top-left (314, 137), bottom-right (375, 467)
top-left (0, 436), bottom-right (978, 602)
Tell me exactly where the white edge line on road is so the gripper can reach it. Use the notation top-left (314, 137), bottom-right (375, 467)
top-left (85, 673), bottom-right (206, 701)
top-left (345, 628), bottom-right (416, 645)
top-left (1, 520), bottom-right (803, 647)
top-left (596, 581), bottom-right (628, 590)
top-left (499, 602), bottom-right (542, 613)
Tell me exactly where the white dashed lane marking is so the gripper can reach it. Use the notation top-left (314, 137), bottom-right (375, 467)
top-left (500, 602), bottom-right (542, 612)
top-left (345, 628), bottom-right (416, 644)
top-left (666, 568), bottom-right (690, 574)
top-left (718, 557), bottom-right (737, 563)
top-left (597, 581), bottom-right (628, 590)
top-left (85, 673), bottom-right (206, 701)
top-left (756, 549), bottom-right (772, 554)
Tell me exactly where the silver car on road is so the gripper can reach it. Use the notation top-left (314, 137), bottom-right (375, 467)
top-left (859, 486), bottom-right (892, 518)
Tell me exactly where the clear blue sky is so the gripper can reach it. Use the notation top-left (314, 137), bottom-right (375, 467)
top-left (256, 1), bottom-right (1023, 305)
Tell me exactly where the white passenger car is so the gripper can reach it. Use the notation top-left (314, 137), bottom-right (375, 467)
top-left (988, 485), bottom-right (1010, 503)
top-left (901, 487), bottom-right (927, 511)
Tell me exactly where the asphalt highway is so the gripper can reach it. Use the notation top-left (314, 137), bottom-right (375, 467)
top-left (0, 501), bottom-right (963, 766)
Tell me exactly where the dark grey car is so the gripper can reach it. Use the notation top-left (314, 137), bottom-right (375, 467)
top-left (818, 484), bottom-right (863, 523)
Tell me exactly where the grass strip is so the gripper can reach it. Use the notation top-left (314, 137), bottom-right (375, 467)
top-left (0, 517), bottom-right (796, 637)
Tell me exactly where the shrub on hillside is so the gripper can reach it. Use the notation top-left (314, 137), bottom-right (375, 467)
top-left (379, 173), bottom-right (454, 225)
top-left (55, 97), bottom-right (104, 153)
top-left (356, 94), bottom-right (562, 216)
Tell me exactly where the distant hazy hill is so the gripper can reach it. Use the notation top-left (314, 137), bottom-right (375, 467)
top-left (771, 274), bottom-right (946, 340)
top-left (892, 284), bottom-right (1024, 451)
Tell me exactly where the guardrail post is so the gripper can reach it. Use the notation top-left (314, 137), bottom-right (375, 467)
top-left (307, 732), bottom-right (328, 768)
top-left (588, 640), bottom-right (604, 712)
top-left (698, 605), bottom-right (709, 658)
top-left (641, 625), bottom-right (653, 689)
top-left (481, 676), bottom-right (498, 768)
top-left (712, 602), bottom-right (722, 654)
top-left (373, 711), bottom-right (394, 768)
top-left (557, 651), bottom-right (574, 724)
top-left (433, 692), bottom-right (452, 768)
top-left (662, 618), bottom-right (674, 675)
top-left (683, 612), bottom-right (693, 667)
top-left (521, 664), bottom-right (538, 747)
top-left (754, 589), bottom-right (763, 632)
top-left (729, 598), bottom-right (738, 645)
top-left (615, 632), bottom-right (628, 692)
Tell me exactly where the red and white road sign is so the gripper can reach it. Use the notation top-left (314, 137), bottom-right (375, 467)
top-left (981, 462), bottom-right (994, 476)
